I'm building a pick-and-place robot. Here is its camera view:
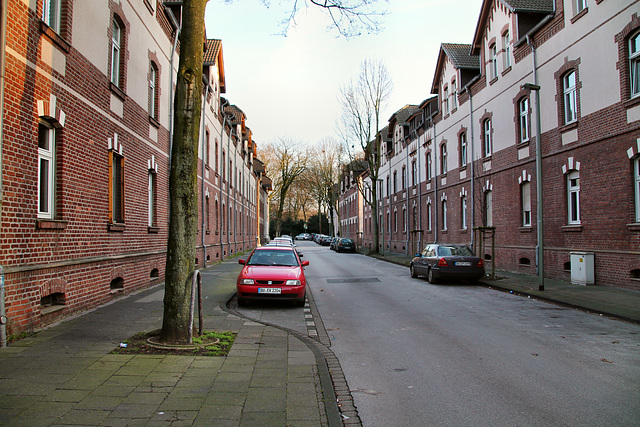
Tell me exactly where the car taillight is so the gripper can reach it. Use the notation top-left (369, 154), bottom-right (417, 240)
top-left (477, 259), bottom-right (484, 267)
top-left (438, 258), bottom-right (449, 266)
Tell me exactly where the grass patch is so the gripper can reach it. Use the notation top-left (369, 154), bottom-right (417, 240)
top-left (111, 330), bottom-right (236, 357)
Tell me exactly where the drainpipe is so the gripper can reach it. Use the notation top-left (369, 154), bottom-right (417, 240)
top-left (405, 134), bottom-right (410, 255)
top-left (0, 0), bottom-right (8, 348)
top-left (200, 75), bottom-right (212, 268)
top-left (165, 6), bottom-right (181, 171)
top-left (431, 111), bottom-right (438, 244)
top-left (417, 124), bottom-right (422, 254)
top-left (219, 97), bottom-right (229, 260)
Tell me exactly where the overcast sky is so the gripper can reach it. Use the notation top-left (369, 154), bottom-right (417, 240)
top-left (204, 0), bottom-right (482, 147)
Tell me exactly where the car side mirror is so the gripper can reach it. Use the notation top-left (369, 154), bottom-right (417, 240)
top-left (302, 260), bottom-right (310, 267)
top-left (238, 259), bottom-right (245, 265)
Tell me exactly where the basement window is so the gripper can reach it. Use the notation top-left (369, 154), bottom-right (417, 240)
top-left (41, 292), bottom-right (65, 315)
top-left (110, 277), bottom-right (124, 293)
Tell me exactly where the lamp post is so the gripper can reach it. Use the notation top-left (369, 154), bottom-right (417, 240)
top-left (524, 82), bottom-right (544, 291)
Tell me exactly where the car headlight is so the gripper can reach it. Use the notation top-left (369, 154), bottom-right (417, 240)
top-left (285, 280), bottom-right (301, 286)
top-left (241, 279), bottom-right (255, 285)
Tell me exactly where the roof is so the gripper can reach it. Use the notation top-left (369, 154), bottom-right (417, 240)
top-left (203, 39), bottom-right (226, 92)
top-left (431, 44), bottom-right (479, 94)
top-left (501, 0), bottom-right (554, 13)
top-left (388, 104), bottom-right (420, 125)
top-left (224, 104), bottom-right (245, 124)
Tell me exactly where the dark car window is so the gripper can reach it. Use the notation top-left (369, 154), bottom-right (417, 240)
top-left (248, 249), bottom-right (299, 267)
top-left (438, 245), bottom-right (473, 256)
top-left (341, 239), bottom-right (354, 244)
top-left (424, 246), bottom-right (436, 257)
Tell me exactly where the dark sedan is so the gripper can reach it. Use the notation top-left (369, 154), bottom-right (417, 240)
top-left (336, 238), bottom-right (356, 253)
top-left (410, 244), bottom-right (484, 284)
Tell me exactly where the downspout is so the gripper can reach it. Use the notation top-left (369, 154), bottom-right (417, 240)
top-left (431, 111), bottom-right (438, 243)
top-left (0, 0), bottom-right (8, 348)
top-left (227, 128), bottom-right (233, 254)
top-left (405, 134), bottom-right (410, 255)
top-left (219, 98), bottom-right (229, 260)
top-left (200, 75), bottom-right (212, 268)
top-left (165, 6), bottom-right (181, 171)
top-left (463, 74), bottom-right (481, 249)
top-left (417, 125), bottom-right (422, 254)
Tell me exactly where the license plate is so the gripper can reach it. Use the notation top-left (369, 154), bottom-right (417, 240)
top-left (258, 288), bottom-right (281, 294)
top-left (455, 262), bottom-right (471, 266)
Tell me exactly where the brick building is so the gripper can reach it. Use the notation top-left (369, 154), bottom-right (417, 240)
top-left (0, 1), bottom-right (269, 337)
top-left (350, 0), bottom-right (640, 290)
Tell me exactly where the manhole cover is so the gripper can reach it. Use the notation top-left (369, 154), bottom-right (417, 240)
top-left (326, 278), bottom-right (381, 283)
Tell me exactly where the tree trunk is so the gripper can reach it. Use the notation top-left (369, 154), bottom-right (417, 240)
top-left (160, 0), bottom-right (207, 344)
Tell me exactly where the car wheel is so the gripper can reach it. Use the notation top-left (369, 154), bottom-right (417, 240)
top-left (410, 264), bottom-right (418, 278)
top-left (427, 268), bottom-right (438, 284)
top-left (295, 294), bottom-right (306, 307)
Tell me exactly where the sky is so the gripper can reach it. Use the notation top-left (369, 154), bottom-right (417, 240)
top-left (204, 0), bottom-right (483, 148)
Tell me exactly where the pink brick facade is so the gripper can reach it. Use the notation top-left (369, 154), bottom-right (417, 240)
top-left (0, 1), bottom-right (269, 335)
top-left (353, 0), bottom-right (640, 290)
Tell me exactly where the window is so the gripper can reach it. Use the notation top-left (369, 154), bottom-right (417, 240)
top-left (503, 31), bottom-right (511, 69)
top-left (461, 196), bottom-right (467, 230)
top-left (386, 176), bottom-right (390, 196)
top-left (521, 181), bottom-right (531, 226)
top-left (149, 62), bottom-right (158, 120)
top-left (148, 169), bottom-right (156, 227)
top-left (387, 212), bottom-right (390, 233)
top-left (38, 122), bottom-right (56, 219)
top-left (635, 157), bottom-right (640, 222)
top-left (411, 160), bottom-right (417, 187)
top-left (426, 152), bottom-right (432, 179)
top-left (489, 44), bottom-right (498, 80)
top-left (215, 138), bottom-right (219, 172)
top-left (427, 201), bottom-right (432, 231)
top-left (442, 199), bottom-right (447, 231)
top-left (401, 166), bottom-right (406, 190)
top-left (393, 171), bottom-right (397, 193)
top-left (483, 119), bottom-right (492, 157)
top-left (575, 0), bottom-right (587, 14)
top-left (563, 71), bottom-right (577, 124)
top-left (440, 144), bottom-right (447, 175)
top-left (109, 150), bottom-right (125, 223)
top-left (42, 0), bottom-right (61, 33)
top-left (394, 210), bottom-right (398, 233)
top-left (110, 18), bottom-right (122, 86)
top-left (484, 191), bottom-right (493, 227)
top-left (451, 81), bottom-right (457, 110)
top-left (519, 98), bottom-right (530, 143)
top-left (567, 170), bottom-right (580, 224)
top-left (630, 31), bottom-right (640, 98)
top-left (459, 133), bottom-right (467, 167)
top-left (443, 86), bottom-right (449, 115)
top-left (403, 208), bottom-right (407, 232)
top-left (205, 130), bottom-right (210, 167)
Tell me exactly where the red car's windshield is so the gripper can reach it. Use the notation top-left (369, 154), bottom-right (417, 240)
top-left (247, 249), bottom-right (299, 267)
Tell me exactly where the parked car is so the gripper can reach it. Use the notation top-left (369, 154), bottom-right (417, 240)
top-left (237, 246), bottom-right (309, 307)
top-left (266, 237), bottom-right (303, 257)
top-left (320, 236), bottom-right (332, 246)
top-left (295, 233), bottom-right (312, 240)
top-left (336, 238), bottom-right (356, 253)
top-left (410, 244), bottom-right (484, 284)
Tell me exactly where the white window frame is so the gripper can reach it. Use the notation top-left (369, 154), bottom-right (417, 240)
top-left (111, 19), bottom-right (121, 86)
top-left (402, 166), bottom-right (406, 190)
top-left (461, 196), bottom-right (467, 230)
top-left (630, 31), bottom-right (640, 98)
top-left (564, 71), bottom-right (577, 124)
top-left (567, 170), bottom-right (581, 225)
top-left (443, 86), bottom-right (449, 115)
top-left (522, 181), bottom-right (531, 226)
top-left (42, 0), bottom-right (61, 33)
top-left (442, 199), bottom-right (448, 231)
top-left (485, 190), bottom-right (493, 227)
top-left (519, 98), bottom-right (529, 143)
top-left (490, 44), bottom-right (498, 80)
top-left (441, 144), bottom-right (447, 175)
top-left (451, 81), bottom-right (457, 110)
top-left (460, 133), bottom-right (467, 167)
top-left (149, 62), bottom-right (157, 119)
top-left (575, 0), bottom-right (587, 14)
top-left (38, 122), bottom-right (55, 219)
top-left (427, 201), bottom-right (432, 231)
top-left (634, 157), bottom-right (640, 222)
top-left (484, 119), bottom-right (492, 157)
top-left (148, 169), bottom-right (156, 227)
top-left (503, 32), bottom-right (511, 69)
top-left (426, 152), bottom-right (432, 179)
top-left (403, 207), bottom-right (407, 232)
top-left (411, 160), bottom-right (417, 187)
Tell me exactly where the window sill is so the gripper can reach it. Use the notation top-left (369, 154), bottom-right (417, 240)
top-left (149, 115), bottom-right (160, 128)
top-left (627, 223), bottom-right (640, 232)
top-left (108, 223), bottom-right (126, 232)
top-left (561, 224), bottom-right (583, 232)
top-left (519, 226), bottom-right (532, 232)
top-left (459, 229), bottom-right (468, 234)
top-left (502, 66), bottom-right (512, 76)
top-left (451, 108), bottom-right (458, 115)
top-left (36, 219), bottom-right (68, 230)
top-left (560, 121), bottom-right (578, 133)
top-left (143, 0), bottom-right (155, 13)
top-left (110, 82), bottom-right (126, 101)
top-left (41, 305), bottom-right (65, 316)
top-left (570, 7), bottom-right (588, 24)
top-left (623, 95), bottom-right (640, 109)
top-left (39, 21), bottom-right (70, 54)
top-left (148, 226), bottom-right (160, 234)
top-left (489, 76), bottom-right (499, 86)
top-left (459, 165), bottom-right (467, 171)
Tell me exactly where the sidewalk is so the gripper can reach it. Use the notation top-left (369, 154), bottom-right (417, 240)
top-left (0, 260), bottom-right (338, 426)
top-left (366, 251), bottom-right (640, 324)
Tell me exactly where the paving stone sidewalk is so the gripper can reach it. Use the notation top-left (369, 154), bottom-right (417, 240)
top-left (0, 261), bottom-right (331, 426)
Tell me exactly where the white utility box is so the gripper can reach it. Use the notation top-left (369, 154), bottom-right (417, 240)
top-left (570, 252), bottom-right (595, 285)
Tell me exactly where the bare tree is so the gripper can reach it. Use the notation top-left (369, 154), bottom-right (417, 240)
top-left (305, 138), bottom-right (343, 235)
top-left (338, 58), bottom-right (392, 253)
top-left (262, 137), bottom-right (308, 236)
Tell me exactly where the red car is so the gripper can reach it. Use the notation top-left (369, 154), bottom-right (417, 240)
top-left (237, 246), bottom-right (309, 307)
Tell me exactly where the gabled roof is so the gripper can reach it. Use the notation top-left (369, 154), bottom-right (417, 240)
top-left (224, 104), bottom-right (245, 125)
top-left (471, 0), bottom-right (554, 54)
top-left (388, 104), bottom-right (420, 126)
top-left (430, 44), bottom-right (479, 94)
top-left (204, 39), bottom-right (226, 92)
